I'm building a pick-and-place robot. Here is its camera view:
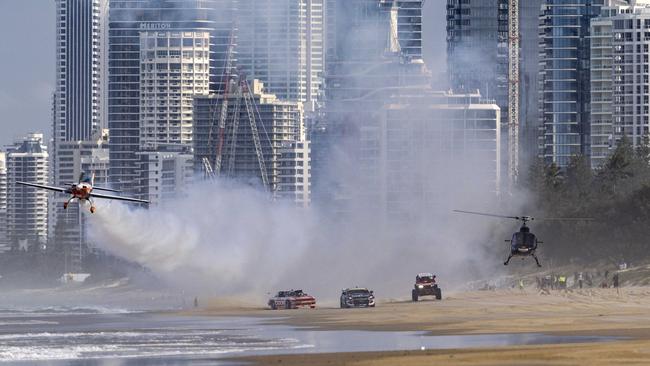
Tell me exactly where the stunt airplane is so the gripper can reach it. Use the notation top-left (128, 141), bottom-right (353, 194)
top-left (16, 172), bottom-right (148, 213)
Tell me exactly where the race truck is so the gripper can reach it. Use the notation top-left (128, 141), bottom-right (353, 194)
top-left (340, 287), bottom-right (375, 308)
top-left (267, 289), bottom-right (316, 310)
top-left (411, 273), bottom-right (442, 301)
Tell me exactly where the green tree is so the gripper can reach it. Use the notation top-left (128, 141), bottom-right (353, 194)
top-left (596, 135), bottom-right (635, 198)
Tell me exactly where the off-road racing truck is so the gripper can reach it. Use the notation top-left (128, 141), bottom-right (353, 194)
top-left (340, 287), bottom-right (375, 308)
top-left (411, 273), bottom-right (442, 301)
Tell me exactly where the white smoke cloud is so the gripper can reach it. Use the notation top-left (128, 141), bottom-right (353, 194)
top-left (88, 163), bottom-right (508, 304)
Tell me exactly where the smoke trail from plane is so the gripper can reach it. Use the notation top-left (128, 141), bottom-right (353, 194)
top-left (89, 183), bottom-right (314, 296)
top-left (88, 161), bottom-right (507, 303)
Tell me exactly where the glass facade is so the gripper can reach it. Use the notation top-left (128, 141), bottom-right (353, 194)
top-left (238, 0), bottom-right (324, 111)
top-left (539, 0), bottom-right (603, 167)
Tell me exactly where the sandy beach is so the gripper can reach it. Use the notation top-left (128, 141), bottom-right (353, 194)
top-left (200, 287), bottom-right (650, 365)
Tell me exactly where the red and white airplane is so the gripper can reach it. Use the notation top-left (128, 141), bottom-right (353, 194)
top-left (17, 172), bottom-right (148, 213)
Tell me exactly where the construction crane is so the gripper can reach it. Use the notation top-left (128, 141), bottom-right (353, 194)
top-left (241, 77), bottom-right (270, 188)
top-left (226, 78), bottom-right (243, 177)
top-left (207, 27), bottom-right (236, 177)
top-left (508, 0), bottom-right (520, 184)
top-left (202, 157), bottom-right (215, 180)
top-left (204, 15), bottom-right (270, 190)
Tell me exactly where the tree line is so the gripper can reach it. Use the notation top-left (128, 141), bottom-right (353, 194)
top-left (523, 136), bottom-right (650, 265)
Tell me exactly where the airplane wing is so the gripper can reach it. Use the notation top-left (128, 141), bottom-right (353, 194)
top-left (90, 192), bottom-right (149, 204)
top-left (92, 186), bottom-right (121, 193)
top-left (16, 181), bottom-right (68, 193)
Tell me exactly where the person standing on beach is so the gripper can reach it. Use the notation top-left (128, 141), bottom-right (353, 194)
top-left (613, 273), bottom-right (620, 294)
top-left (578, 272), bottom-right (584, 289)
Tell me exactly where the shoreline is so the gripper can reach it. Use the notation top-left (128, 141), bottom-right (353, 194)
top-left (192, 287), bottom-right (650, 365)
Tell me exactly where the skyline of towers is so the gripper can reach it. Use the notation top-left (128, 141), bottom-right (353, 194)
top-left (8, 0), bottom-right (650, 261)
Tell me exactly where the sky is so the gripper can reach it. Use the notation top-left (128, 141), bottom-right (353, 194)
top-left (0, 0), bottom-right (446, 148)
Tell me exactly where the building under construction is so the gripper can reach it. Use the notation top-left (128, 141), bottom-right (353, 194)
top-left (193, 80), bottom-right (309, 202)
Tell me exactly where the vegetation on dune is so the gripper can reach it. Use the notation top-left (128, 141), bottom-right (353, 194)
top-left (523, 136), bottom-right (650, 265)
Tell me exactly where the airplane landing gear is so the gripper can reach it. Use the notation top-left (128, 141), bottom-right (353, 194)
top-left (63, 197), bottom-right (75, 209)
top-left (90, 206), bottom-right (96, 214)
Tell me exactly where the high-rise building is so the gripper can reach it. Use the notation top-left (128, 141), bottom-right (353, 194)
top-left (0, 152), bottom-right (8, 253)
top-left (193, 80), bottom-right (308, 202)
top-left (238, 0), bottom-right (324, 112)
top-left (446, 0), bottom-right (509, 118)
top-left (135, 30), bottom-right (211, 203)
top-left (135, 150), bottom-right (193, 205)
top-left (108, 0), bottom-right (236, 194)
top-left (53, 0), bottom-right (102, 142)
top-left (358, 90), bottom-right (501, 221)
top-left (6, 134), bottom-right (49, 252)
top-left (520, 0), bottom-right (543, 167)
top-left (52, 0), bottom-right (108, 272)
top-left (446, 0), bottom-right (542, 176)
top-left (277, 141), bottom-right (311, 207)
top-left (313, 0), bottom-right (428, 208)
top-left (51, 130), bottom-right (109, 272)
top-left (539, 0), bottom-right (604, 167)
top-left (394, 0), bottom-right (424, 61)
top-left (591, 0), bottom-right (650, 169)
top-left (138, 30), bottom-right (211, 150)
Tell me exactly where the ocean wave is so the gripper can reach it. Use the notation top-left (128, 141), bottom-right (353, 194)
top-left (0, 306), bottom-right (139, 315)
top-left (0, 342), bottom-right (312, 362)
top-left (0, 329), bottom-right (225, 340)
top-left (0, 320), bottom-right (59, 326)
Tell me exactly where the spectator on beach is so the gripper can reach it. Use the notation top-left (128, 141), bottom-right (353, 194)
top-left (578, 272), bottom-right (584, 289)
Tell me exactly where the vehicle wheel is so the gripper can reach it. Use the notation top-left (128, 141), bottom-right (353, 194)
top-left (412, 289), bottom-right (418, 302)
top-left (436, 288), bottom-right (442, 300)
top-left (270, 302), bottom-right (277, 310)
top-left (285, 300), bottom-right (292, 310)
top-left (340, 299), bottom-right (345, 309)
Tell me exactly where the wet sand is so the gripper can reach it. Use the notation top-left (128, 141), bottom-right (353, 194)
top-left (201, 287), bottom-right (650, 365)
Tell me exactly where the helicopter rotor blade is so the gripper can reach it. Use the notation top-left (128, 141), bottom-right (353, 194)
top-left (534, 217), bottom-right (595, 221)
top-left (453, 210), bottom-right (522, 220)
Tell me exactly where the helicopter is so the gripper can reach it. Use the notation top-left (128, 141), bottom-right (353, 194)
top-left (453, 210), bottom-right (593, 267)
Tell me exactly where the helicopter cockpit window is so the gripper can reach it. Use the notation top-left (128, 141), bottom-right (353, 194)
top-left (512, 232), bottom-right (536, 247)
